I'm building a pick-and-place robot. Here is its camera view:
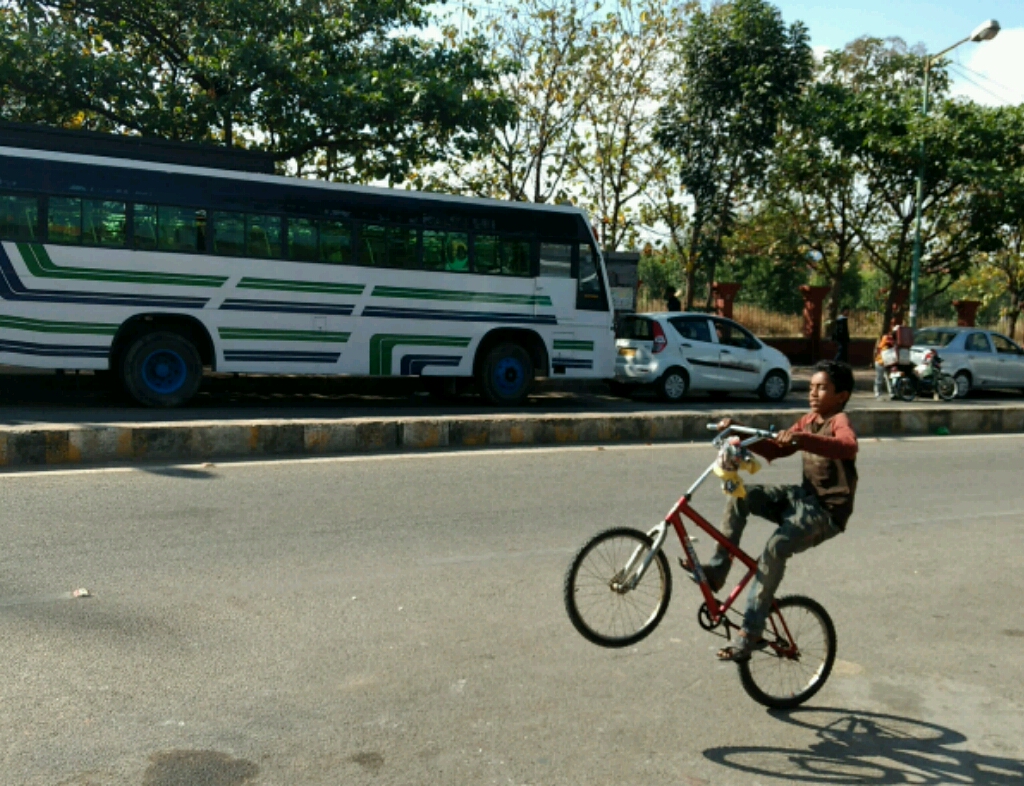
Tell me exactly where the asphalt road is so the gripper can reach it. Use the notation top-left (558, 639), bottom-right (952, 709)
top-left (2, 369), bottom-right (1022, 426)
top-left (2, 437), bottom-right (1022, 785)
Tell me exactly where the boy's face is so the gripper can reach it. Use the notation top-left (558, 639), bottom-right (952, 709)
top-left (809, 371), bottom-right (849, 417)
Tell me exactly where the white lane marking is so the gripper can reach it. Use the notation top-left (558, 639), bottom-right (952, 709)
top-left (2, 431), bottom-right (1023, 479)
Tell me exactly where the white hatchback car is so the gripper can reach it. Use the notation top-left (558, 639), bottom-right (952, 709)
top-left (611, 312), bottom-right (792, 402)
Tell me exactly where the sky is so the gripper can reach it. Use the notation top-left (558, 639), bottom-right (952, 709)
top-left (769, 1), bottom-right (1023, 105)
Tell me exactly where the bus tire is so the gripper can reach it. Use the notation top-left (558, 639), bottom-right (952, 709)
top-left (478, 342), bottom-right (534, 406)
top-left (121, 331), bottom-right (203, 408)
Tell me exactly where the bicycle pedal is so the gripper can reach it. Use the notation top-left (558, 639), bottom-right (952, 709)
top-left (677, 557), bottom-right (700, 584)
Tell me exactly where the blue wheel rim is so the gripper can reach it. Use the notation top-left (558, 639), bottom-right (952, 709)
top-left (141, 349), bottom-right (187, 395)
top-left (493, 355), bottom-right (526, 396)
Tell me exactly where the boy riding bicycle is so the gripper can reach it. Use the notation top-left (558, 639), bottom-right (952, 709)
top-left (690, 360), bottom-right (858, 662)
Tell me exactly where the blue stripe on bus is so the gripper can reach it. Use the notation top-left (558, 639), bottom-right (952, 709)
top-left (399, 354), bottom-right (463, 376)
top-left (361, 306), bottom-right (557, 325)
top-left (222, 350), bottom-right (341, 364)
top-left (0, 244), bottom-right (209, 309)
top-left (0, 338), bottom-right (109, 358)
top-left (219, 299), bottom-right (355, 316)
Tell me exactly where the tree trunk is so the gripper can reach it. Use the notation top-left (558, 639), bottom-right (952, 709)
top-left (684, 217), bottom-right (703, 311)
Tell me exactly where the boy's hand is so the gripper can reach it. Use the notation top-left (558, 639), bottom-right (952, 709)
top-left (774, 429), bottom-right (802, 448)
top-left (716, 417), bottom-right (738, 431)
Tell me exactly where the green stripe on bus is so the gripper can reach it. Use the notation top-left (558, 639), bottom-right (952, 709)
top-left (369, 334), bottom-right (471, 376)
top-left (18, 243), bottom-right (228, 288)
top-left (237, 277), bottom-right (365, 295)
top-left (218, 328), bottom-right (351, 343)
top-left (553, 340), bottom-right (594, 352)
top-left (371, 285), bottom-right (552, 307)
top-left (0, 315), bottom-right (118, 336)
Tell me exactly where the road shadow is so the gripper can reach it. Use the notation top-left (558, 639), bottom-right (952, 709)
top-left (140, 466), bottom-right (219, 480)
top-left (704, 707), bottom-right (1023, 785)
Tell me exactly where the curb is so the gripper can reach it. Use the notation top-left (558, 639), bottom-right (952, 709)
top-left (2, 405), bottom-right (1023, 469)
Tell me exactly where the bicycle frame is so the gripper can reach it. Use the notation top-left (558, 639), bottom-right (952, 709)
top-left (625, 425), bottom-right (799, 653)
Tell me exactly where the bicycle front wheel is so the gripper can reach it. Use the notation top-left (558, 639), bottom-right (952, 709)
top-left (739, 595), bottom-right (836, 709)
top-left (564, 527), bottom-right (672, 648)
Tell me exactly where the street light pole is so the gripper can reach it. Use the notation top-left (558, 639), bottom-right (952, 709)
top-left (908, 19), bottom-right (1000, 329)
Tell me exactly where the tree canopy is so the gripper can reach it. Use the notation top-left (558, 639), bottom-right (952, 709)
top-left (0, 0), bottom-right (513, 182)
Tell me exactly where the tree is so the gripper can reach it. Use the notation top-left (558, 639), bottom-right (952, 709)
top-left (765, 79), bottom-right (879, 325)
top-left (568, 0), bottom-right (687, 251)
top-left (422, 0), bottom-right (595, 202)
top-left (815, 38), bottom-right (1024, 333)
top-left (654, 0), bottom-right (812, 310)
top-left (0, 0), bottom-right (512, 182)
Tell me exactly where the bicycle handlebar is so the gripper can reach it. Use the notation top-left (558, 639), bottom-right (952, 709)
top-left (706, 423), bottom-right (778, 448)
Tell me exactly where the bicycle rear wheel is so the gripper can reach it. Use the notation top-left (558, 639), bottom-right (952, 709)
top-left (564, 527), bottom-right (672, 648)
top-left (738, 595), bottom-right (836, 709)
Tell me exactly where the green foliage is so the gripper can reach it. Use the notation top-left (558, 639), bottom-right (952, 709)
top-left (637, 249), bottom-right (683, 303)
top-left (0, 0), bottom-right (513, 182)
top-left (654, 0), bottom-right (812, 309)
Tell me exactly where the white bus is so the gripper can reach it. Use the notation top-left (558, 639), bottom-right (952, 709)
top-left (0, 122), bottom-right (614, 407)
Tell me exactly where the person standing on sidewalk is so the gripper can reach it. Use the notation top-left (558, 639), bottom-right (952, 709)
top-left (664, 286), bottom-right (682, 312)
top-left (873, 331), bottom-right (895, 398)
top-left (832, 307), bottom-right (851, 363)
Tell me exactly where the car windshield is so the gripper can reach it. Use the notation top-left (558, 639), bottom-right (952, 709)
top-left (914, 329), bottom-right (958, 347)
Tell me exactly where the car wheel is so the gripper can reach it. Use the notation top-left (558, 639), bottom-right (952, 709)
top-left (657, 368), bottom-right (688, 403)
top-left (758, 369), bottom-right (789, 402)
top-left (953, 371), bottom-right (972, 398)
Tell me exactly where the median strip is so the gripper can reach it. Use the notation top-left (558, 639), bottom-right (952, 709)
top-left (1, 405), bottom-right (1022, 469)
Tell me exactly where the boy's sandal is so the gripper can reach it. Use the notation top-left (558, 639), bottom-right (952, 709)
top-left (717, 632), bottom-right (767, 663)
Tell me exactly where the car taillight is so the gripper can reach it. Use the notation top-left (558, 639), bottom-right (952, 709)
top-left (652, 321), bottom-right (667, 354)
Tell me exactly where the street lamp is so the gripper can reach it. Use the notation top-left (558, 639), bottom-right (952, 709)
top-left (908, 19), bottom-right (1000, 329)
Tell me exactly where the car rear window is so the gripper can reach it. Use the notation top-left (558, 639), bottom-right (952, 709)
top-left (616, 316), bottom-right (654, 340)
top-left (914, 329), bottom-right (957, 347)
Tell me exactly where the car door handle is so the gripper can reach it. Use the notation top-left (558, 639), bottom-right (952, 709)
top-left (721, 349), bottom-right (732, 354)
top-left (681, 343), bottom-right (692, 348)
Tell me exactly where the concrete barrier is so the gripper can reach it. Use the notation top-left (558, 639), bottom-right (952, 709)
top-left (1, 405), bottom-right (1023, 469)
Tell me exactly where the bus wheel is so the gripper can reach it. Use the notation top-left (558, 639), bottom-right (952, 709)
top-left (479, 342), bottom-right (534, 406)
top-left (122, 331), bottom-right (203, 408)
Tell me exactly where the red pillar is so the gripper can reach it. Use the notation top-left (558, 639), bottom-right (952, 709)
top-left (952, 300), bottom-right (981, 327)
top-left (711, 282), bottom-right (742, 319)
top-left (800, 285), bottom-right (831, 361)
top-left (890, 287), bottom-right (909, 329)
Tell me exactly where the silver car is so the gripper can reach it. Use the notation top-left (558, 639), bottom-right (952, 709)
top-left (910, 327), bottom-right (1024, 397)
top-left (612, 312), bottom-right (792, 402)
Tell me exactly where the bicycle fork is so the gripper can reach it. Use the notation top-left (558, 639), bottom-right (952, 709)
top-left (616, 520), bottom-right (670, 592)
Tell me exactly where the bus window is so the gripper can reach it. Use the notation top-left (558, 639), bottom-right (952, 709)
top-left (48, 197), bottom-right (82, 244)
top-left (360, 224), bottom-right (387, 266)
top-left (212, 212), bottom-right (246, 256)
top-left (576, 243), bottom-right (608, 311)
top-left (133, 204), bottom-right (158, 250)
top-left (501, 239), bottom-right (530, 276)
top-left (388, 225), bottom-right (419, 269)
top-left (321, 219), bottom-right (352, 264)
top-left (248, 214), bottom-right (282, 258)
top-left (0, 194), bottom-right (39, 241)
top-left (540, 243), bottom-right (572, 278)
top-left (423, 230), bottom-right (469, 272)
top-left (287, 217), bottom-right (318, 261)
top-left (157, 206), bottom-right (205, 253)
top-left (474, 235), bottom-right (500, 275)
top-left (82, 200), bottom-right (126, 247)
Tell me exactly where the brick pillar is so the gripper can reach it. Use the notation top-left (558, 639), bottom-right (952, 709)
top-left (800, 285), bottom-right (831, 361)
top-left (711, 282), bottom-right (742, 319)
top-left (890, 287), bottom-right (909, 329)
top-left (952, 299), bottom-right (981, 327)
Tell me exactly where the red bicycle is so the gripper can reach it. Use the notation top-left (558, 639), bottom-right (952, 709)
top-left (564, 424), bottom-right (837, 709)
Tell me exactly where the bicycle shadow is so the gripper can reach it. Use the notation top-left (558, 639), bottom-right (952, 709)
top-left (703, 707), bottom-right (1023, 785)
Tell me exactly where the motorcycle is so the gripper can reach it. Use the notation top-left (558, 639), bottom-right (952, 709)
top-left (888, 349), bottom-right (956, 402)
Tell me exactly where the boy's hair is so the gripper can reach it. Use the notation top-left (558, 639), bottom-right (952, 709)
top-left (814, 360), bottom-right (855, 400)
